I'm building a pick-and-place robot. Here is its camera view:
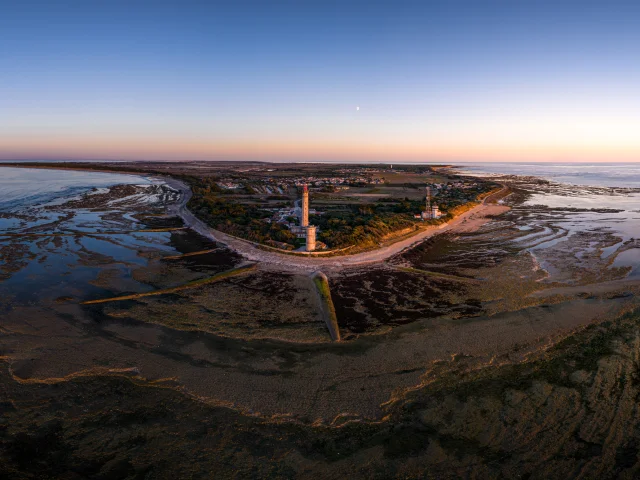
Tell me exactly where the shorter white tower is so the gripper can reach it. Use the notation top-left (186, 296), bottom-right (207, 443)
top-left (305, 226), bottom-right (316, 252)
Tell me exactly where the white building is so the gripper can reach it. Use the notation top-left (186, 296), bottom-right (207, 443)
top-left (421, 205), bottom-right (442, 220)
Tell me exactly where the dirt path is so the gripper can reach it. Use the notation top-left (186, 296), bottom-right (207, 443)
top-left (164, 177), bottom-right (510, 272)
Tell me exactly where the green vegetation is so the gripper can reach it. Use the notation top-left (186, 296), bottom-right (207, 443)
top-left (186, 176), bottom-right (298, 245)
top-left (310, 184), bottom-right (491, 249)
top-left (183, 173), bottom-right (496, 250)
top-left (312, 205), bottom-right (418, 249)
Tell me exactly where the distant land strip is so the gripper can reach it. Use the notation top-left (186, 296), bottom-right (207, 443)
top-left (162, 248), bottom-right (224, 260)
top-left (81, 263), bottom-right (256, 305)
top-left (0, 227), bottom-right (187, 238)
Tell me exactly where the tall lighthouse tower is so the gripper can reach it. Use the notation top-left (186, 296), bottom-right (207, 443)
top-left (425, 186), bottom-right (431, 214)
top-left (301, 184), bottom-right (309, 227)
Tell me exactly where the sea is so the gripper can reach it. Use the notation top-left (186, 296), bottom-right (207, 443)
top-left (456, 162), bottom-right (640, 279)
top-left (0, 166), bottom-right (179, 306)
top-left (456, 162), bottom-right (640, 189)
top-left (0, 166), bottom-right (153, 212)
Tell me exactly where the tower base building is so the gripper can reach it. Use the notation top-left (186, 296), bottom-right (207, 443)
top-left (305, 226), bottom-right (316, 252)
top-left (421, 205), bottom-right (442, 220)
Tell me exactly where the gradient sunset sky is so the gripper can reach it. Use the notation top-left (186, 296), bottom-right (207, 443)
top-left (2, 0), bottom-right (640, 163)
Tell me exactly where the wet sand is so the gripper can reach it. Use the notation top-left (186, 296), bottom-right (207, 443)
top-left (1, 171), bottom-right (637, 420)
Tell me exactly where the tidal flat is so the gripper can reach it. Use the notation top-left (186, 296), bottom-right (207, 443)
top-left (1, 165), bottom-right (640, 478)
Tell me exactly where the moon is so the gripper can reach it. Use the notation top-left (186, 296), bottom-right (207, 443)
top-left (356, 106), bottom-right (360, 111)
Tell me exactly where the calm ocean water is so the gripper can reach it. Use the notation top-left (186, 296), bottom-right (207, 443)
top-left (457, 162), bottom-right (640, 188)
top-left (457, 162), bottom-right (640, 277)
top-left (0, 167), bottom-right (152, 211)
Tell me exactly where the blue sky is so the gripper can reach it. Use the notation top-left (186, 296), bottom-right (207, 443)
top-left (2, 0), bottom-right (640, 162)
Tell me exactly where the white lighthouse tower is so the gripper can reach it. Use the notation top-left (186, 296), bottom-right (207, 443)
top-left (422, 186), bottom-right (441, 220)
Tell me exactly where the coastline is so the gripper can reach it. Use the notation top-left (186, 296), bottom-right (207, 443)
top-left (165, 176), bottom-right (510, 272)
top-left (0, 163), bottom-right (510, 271)
top-left (3, 162), bottom-right (640, 478)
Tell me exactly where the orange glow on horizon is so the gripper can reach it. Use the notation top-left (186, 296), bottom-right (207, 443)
top-left (1, 134), bottom-right (640, 163)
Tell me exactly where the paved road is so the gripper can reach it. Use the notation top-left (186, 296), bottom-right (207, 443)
top-left (165, 177), bottom-right (508, 272)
